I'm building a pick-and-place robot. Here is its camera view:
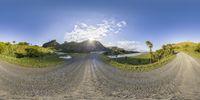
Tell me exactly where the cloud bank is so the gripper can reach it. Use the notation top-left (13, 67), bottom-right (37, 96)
top-left (117, 41), bottom-right (141, 51)
top-left (104, 40), bottom-right (145, 51)
top-left (65, 20), bottom-right (126, 42)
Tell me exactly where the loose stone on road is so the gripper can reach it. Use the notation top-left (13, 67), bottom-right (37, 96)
top-left (0, 53), bottom-right (199, 99)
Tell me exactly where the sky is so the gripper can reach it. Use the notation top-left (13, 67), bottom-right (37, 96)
top-left (0, 0), bottom-right (200, 51)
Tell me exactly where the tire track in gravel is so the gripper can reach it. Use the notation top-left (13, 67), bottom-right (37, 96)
top-left (64, 56), bottom-right (104, 100)
top-left (0, 53), bottom-right (200, 100)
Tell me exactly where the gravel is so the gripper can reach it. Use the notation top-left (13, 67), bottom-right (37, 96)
top-left (0, 53), bottom-right (199, 100)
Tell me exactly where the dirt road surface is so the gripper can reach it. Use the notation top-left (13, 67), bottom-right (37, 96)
top-left (0, 53), bottom-right (200, 100)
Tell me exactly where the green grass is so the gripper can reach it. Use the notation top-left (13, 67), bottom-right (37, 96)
top-left (133, 53), bottom-right (151, 59)
top-left (113, 54), bottom-right (150, 65)
top-left (67, 53), bottom-right (88, 58)
top-left (178, 47), bottom-right (200, 59)
top-left (0, 54), bottom-right (64, 68)
top-left (0, 42), bottom-right (66, 68)
top-left (100, 54), bottom-right (176, 72)
top-left (174, 42), bottom-right (200, 59)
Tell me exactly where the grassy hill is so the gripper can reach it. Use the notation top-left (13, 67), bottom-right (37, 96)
top-left (0, 42), bottom-right (64, 68)
top-left (172, 42), bottom-right (200, 58)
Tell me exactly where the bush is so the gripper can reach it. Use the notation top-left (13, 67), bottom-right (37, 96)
top-left (25, 47), bottom-right (48, 57)
top-left (0, 45), bottom-right (4, 54)
top-left (0, 41), bottom-right (53, 58)
top-left (15, 53), bottom-right (25, 58)
top-left (195, 43), bottom-right (200, 52)
top-left (18, 42), bottom-right (29, 45)
top-left (152, 44), bottom-right (175, 62)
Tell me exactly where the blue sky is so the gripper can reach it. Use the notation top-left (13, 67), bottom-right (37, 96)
top-left (0, 0), bottom-right (200, 51)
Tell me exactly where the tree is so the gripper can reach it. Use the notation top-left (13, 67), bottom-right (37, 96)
top-left (12, 41), bottom-right (16, 44)
top-left (146, 41), bottom-right (153, 63)
top-left (18, 42), bottom-right (29, 45)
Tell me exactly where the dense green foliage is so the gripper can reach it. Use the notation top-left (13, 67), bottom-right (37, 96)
top-left (152, 44), bottom-right (175, 62)
top-left (145, 41), bottom-right (175, 64)
top-left (0, 42), bottom-right (64, 67)
top-left (0, 42), bottom-right (53, 58)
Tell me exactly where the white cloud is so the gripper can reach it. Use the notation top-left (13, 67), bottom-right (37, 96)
top-left (104, 40), bottom-right (146, 51)
top-left (65, 19), bottom-right (126, 42)
top-left (117, 41), bottom-right (142, 51)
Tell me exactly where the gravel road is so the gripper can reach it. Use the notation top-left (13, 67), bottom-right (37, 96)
top-left (0, 53), bottom-right (200, 100)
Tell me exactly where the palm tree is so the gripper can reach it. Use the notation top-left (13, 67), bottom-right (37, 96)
top-left (146, 41), bottom-right (153, 63)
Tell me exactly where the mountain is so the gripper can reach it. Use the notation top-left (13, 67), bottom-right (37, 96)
top-left (42, 40), bottom-right (139, 53)
top-left (81, 40), bottom-right (107, 52)
top-left (60, 40), bottom-right (107, 53)
top-left (42, 40), bottom-right (60, 49)
top-left (43, 40), bottom-right (107, 52)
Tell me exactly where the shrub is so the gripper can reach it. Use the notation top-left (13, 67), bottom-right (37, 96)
top-left (0, 44), bottom-right (4, 54)
top-left (195, 43), bottom-right (200, 52)
top-left (25, 48), bottom-right (41, 57)
top-left (18, 42), bottom-right (29, 45)
top-left (15, 53), bottom-right (25, 58)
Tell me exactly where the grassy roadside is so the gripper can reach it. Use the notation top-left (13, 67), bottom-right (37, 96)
top-left (0, 53), bottom-right (88, 68)
top-left (0, 54), bottom-right (65, 68)
top-left (174, 42), bottom-right (200, 59)
top-left (117, 53), bottom-right (151, 65)
top-left (100, 54), bottom-right (176, 72)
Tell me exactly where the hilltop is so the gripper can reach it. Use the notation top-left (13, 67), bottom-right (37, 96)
top-left (172, 42), bottom-right (200, 58)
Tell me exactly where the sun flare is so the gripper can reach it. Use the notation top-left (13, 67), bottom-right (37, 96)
top-left (89, 37), bottom-right (95, 42)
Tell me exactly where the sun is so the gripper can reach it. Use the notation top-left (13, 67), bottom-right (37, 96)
top-left (89, 37), bottom-right (95, 42)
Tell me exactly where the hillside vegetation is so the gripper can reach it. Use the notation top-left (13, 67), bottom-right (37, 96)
top-left (101, 43), bottom-right (176, 72)
top-left (102, 42), bottom-right (200, 72)
top-left (0, 42), bottom-right (64, 67)
top-left (173, 42), bottom-right (200, 58)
